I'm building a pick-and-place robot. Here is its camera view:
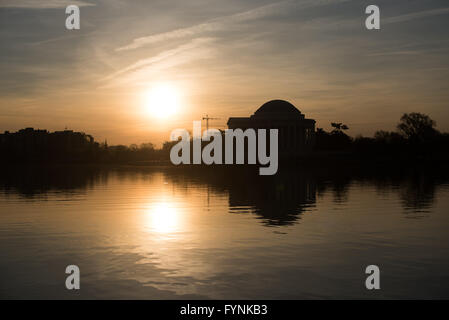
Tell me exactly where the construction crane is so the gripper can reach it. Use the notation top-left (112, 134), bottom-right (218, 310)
top-left (202, 115), bottom-right (220, 131)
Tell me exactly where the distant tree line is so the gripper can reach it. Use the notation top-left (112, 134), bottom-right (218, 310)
top-left (0, 128), bottom-right (172, 164)
top-left (315, 112), bottom-right (449, 157)
top-left (1, 112), bottom-right (448, 164)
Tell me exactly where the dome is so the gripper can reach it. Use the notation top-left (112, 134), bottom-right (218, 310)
top-left (254, 100), bottom-right (302, 116)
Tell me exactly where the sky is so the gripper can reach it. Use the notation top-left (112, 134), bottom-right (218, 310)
top-left (0, 0), bottom-right (448, 146)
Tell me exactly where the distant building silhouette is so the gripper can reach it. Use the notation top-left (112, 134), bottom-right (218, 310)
top-left (227, 100), bottom-right (316, 156)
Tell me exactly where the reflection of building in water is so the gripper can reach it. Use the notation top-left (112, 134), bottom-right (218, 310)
top-left (227, 100), bottom-right (316, 156)
top-left (228, 171), bottom-right (316, 226)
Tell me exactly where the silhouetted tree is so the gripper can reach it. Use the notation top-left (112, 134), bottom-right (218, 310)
top-left (315, 123), bottom-right (352, 150)
top-left (374, 130), bottom-right (404, 144)
top-left (397, 112), bottom-right (438, 142)
top-left (140, 143), bottom-right (154, 150)
top-left (331, 122), bottom-right (349, 133)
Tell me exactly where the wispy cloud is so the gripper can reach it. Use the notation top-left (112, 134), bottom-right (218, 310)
top-left (116, 0), bottom-right (351, 51)
top-left (103, 38), bottom-right (216, 87)
top-left (367, 50), bottom-right (422, 57)
top-left (0, 0), bottom-right (95, 9)
top-left (384, 7), bottom-right (449, 24)
top-left (115, 1), bottom-right (287, 51)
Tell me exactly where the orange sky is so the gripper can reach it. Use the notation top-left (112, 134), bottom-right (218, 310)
top-left (1, 0), bottom-right (449, 146)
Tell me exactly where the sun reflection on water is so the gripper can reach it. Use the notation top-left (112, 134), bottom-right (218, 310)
top-left (145, 202), bottom-right (181, 235)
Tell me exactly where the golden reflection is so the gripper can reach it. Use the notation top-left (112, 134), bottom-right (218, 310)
top-left (145, 202), bottom-right (180, 234)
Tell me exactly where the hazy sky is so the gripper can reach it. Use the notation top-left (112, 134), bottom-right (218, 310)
top-left (1, 0), bottom-right (448, 145)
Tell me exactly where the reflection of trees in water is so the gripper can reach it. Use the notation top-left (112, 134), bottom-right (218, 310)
top-left (315, 178), bottom-right (351, 205)
top-left (0, 166), bottom-right (109, 197)
top-left (331, 182), bottom-right (350, 204)
top-left (370, 169), bottom-right (443, 217)
top-left (1, 164), bottom-right (447, 223)
top-left (399, 174), bottom-right (437, 218)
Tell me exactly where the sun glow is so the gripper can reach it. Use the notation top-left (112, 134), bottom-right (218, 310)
top-left (144, 83), bottom-right (181, 119)
top-left (146, 202), bottom-right (180, 234)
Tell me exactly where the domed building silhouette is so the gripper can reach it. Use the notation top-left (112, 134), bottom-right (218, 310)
top-left (227, 100), bottom-right (316, 156)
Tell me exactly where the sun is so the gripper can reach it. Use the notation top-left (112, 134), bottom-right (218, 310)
top-left (144, 83), bottom-right (181, 119)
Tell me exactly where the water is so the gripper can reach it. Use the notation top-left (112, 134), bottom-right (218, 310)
top-left (1, 165), bottom-right (449, 299)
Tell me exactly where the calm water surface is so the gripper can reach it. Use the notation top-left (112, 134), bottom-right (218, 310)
top-left (1, 166), bottom-right (449, 299)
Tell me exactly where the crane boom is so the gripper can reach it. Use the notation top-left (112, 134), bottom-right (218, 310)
top-left (202, 115), bottom-right (220, 131)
